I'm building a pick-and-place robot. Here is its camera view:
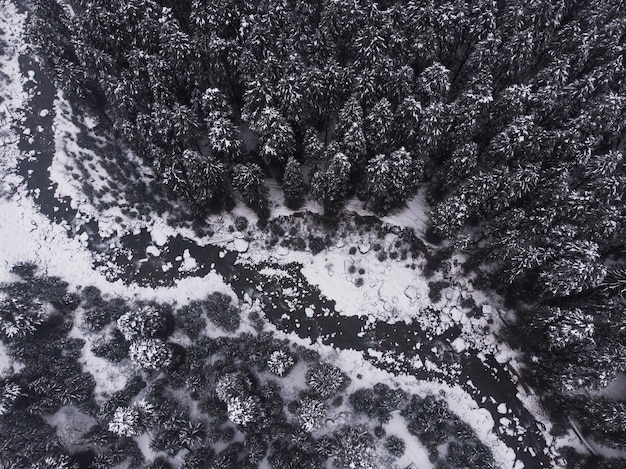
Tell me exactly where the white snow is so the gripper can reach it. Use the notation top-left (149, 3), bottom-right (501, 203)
top-left (384, 412), bottom-right (434, 469)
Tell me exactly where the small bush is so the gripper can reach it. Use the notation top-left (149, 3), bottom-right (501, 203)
top-left (234, 216), bottom-right (248, 231)
top-left (203, 293), bottom-right (240, 333)
top-left (308, 236), bottom-right (325, 255)
top-left (386, 435), bottom-right (406, 457)
top-left (176, 302), bottom-right (206, 339)
top-left (428, 281), bottom-right (450, 303)
top-left (117, 303), bottom-right (173, 342)
top-left (355, 277), bottom-right (364, 287)
top-left (306, 363), bottom-right (350, 399)
top-left (349, 246), bottom-right (357, 255)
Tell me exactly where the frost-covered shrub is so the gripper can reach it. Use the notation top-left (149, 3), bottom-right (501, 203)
top-left (215, 372), bottom-right (252, 402)
top-left (385, 435), bottom-right (406, 457)
top-left (176, 302), bottom-right (206, 339)
top-left (306, 362), bottom-right (350, 399)
top-left (267, 350), bottom-right (295, 376)
top-left (308, 236), bottom-right (325, 255)
top-left (203, 292), bottom-right (241, 333)
top-left (295, 397), bottom-right (326, 432)
top-left (0, 382), bottom-right (21, 416)
top-left (0, 296), bottom-right (47, 339)
top-left (224, 395), bottom-right (260, 426)
top-left (180, 446), bottom-right (215, 469)
top-left (331, 425), bottom-right (376, 469)
top-left (117, 304), bottom-right (170, 342)
top-left (108, 400), bottom-right (154, 437)
top-left (129, 339), bottom-right (173, 370)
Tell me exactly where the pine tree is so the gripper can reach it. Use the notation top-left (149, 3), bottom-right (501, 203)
top-left (128, 339), bottom-right (173, 370)
top-left (294, 397), bottom-right (326, 433)
top-left (335, 97), bottom-right (368, 165)
top-left (311, 148), bottom-right (351, 216)
top-left (116, 305), bottom-right (168, 342)
top-left (305, 362), bottom-right (350, 399)
top-left (364, 97), bottom-right (394, 155)
top-left (108, 400), bottom-right (154, 437)
top-left (364, 148), bottom-right (422, 215)
top-left (232, 163), bottom-right (270, 218)
top-left (267, 350), bottom-right (295, 377)
top-left (282, 157), bottom-right (306, 209)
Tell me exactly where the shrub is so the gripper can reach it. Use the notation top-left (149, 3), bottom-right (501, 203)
top-left (306, 363), bottom-right (350, 399)
top-left (385, 435), bottom-right (406, 457)
top-left (427, 280), bottom-right (450, 303)
top-left (176, 302), bottom-right (206, 339)
top-left (128, 339), bottom-right (173, 370)
top-left (267, 350), bottom-right (295, 377)
top-left (308, 236), bottom-right (325, 255)
top-left (234, 216), bottom-right (249, 231)
top-left (203, 293), bottom-right (240, 333)
top-left (295, 397), bottom-right (327, 432)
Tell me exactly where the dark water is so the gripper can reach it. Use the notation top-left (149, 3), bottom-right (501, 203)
top-left (15, 56), bottom-right (552, 468)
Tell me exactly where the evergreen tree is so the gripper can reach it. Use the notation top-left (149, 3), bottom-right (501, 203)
top-left (232, 163), bottom-right (270, 219)
top-left (364, 148), bottom-right (422, 215)
top-left (282, 157), bottom-right (306, 209)
top-left (311, 148), bottom-right (351, 216)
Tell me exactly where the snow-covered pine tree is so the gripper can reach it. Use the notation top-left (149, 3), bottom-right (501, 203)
top-left (282, 157), bottom-right (306, 209)
top-left (311, 147), bottom-right (351, 216)
top-left (108, 400), bottom-right (154, 437)
top-left (305, 362), bottom-right (350, 399)
top-left (335, 96), bottom-right (368, 165)
top-left (295, 397), bottom-right (326, 433)
top-left (116, 304), bottom-right (168, 342)
top-left (267, 350), bottom-right (295, 377)
top-left (128, 339), bottom-right (173, 371)
top-left (232, 163), bottom-right (270, 219)
top-left (364, 97), bottom-right (394, 155)
top-left (364, 147), bottom-right (422, 215)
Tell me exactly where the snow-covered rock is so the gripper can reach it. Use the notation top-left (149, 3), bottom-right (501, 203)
top-left (451, 337), bottom-right (467, 353)
top-left (233, 238), bottom-right (249, 253)
top-left (145, 245), bottom-right (160, 257)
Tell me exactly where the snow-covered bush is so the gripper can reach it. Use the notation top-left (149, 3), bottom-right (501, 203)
top-left (30, 454), bottom-right (76, 469)
top-left (203, 293), bottom-right (241, 333)
top-left (0, 382), bottom-right (21, 416)
top-left (385, 435), bottom-right (406, 457)
top-left (224, 395), bottom-right (260, 426)
top-left (295, 397), bottom-right (326, 432)
top-left (306, 362), bottom-right (350, 399)
top-left (128, 339), bottom-right (173, 370)
top-left (108, 400), bottom-right (154, 437)
top-left (331, 425), bottom-right (376, 469)
top-left (215, 372), bottom-right (251, 402)
top-left (267, 350), bottom-right (295, 377)
top-left (117, 304), bottom-right (170, 342)
top-left (0, 297), bottom-right (46, 339)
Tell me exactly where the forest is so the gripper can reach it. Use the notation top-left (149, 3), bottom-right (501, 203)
top-left (1, 0), bottom-right (625, 467)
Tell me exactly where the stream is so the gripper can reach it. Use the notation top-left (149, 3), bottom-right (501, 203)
top-left (15, 55), bottom-right (553, 468)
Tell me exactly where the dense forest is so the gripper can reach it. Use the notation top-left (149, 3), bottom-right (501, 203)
top-left (20, 0), bottom-right (626, 465)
